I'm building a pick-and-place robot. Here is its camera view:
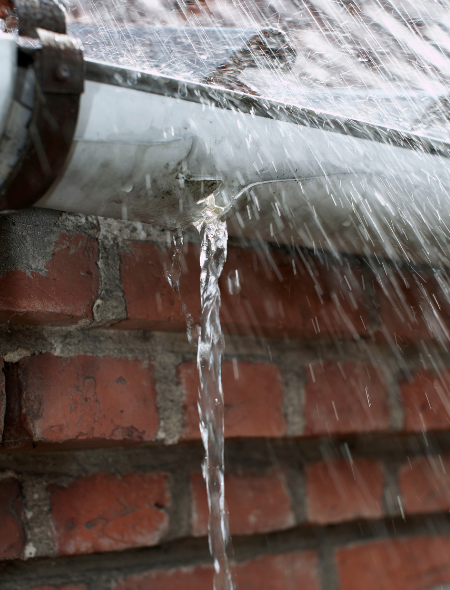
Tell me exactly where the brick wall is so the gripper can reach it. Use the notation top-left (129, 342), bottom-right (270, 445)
top-left (1, 208), bottom-right (450, 589)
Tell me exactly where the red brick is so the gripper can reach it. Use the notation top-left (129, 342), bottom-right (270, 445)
top-left (119, 242), bottom-right (200, 332)
top-left (399, 454), bottom-right (450, 514)
top-left (377, 269), bottom-right (448, 342)
top-left (5, 354), bottom-right (158, 446)
top-left (114, 551), bottom-right (319, 590)
top-left (220, 246), bottom-right (367, 339)
top-left (336, 535), bottom-right (450, 590)
top-left (114, 564), bottom-right (214, 590)
top-left (305, 459), bottom-right (384, 524)
top-left (49, 472), bottom-right (169, 556)
top-left (0, 232), bottom-right (99, 325)
top-left (303, 361), bottom-right (389, 436)
top-left (191, 471), bottom-right (295, 536)
top-left (0, 478), bottom-right (25, 560)
top-left (235, 551), bottom-right (320, 590)
top-left (401, 369), bottom-right (450, 432)
top-left (119, 242), bottom-right (367, 339)
top-left (178, 360), bottom-right (285, 439)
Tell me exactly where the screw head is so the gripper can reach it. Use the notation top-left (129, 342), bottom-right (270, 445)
top-left (54, 64), bottom-right (70, 82)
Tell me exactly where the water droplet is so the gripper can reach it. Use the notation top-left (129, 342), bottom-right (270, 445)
top-left (227, 270), bottom-right (241, 295)
top-left (121, 182), bottom-right (134, 193)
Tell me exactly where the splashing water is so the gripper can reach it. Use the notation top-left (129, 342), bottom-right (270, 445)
top-left (65, 0), bottom-right (450, 142)
top-left (166, 218), bottom-right (233, 590)
top-left (196, 218), bottom-right (233, 590)
top-left (55, 0), bottom-right (450, 338)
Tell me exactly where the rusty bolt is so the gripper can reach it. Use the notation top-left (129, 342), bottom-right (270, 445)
top-left (54, 64), bottom-right (70, 82)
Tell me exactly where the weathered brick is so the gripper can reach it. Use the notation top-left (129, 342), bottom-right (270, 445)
top-left (114, 551), bottom-right (319, 590)
top-left (0, 478), bottom-right (25, 560)
top-left (399, 454), bottom-right (450, 514)
top-left (49, 472), bottom-right (169, 555)
top-left (119, 242), bottom-right (200, 332)
top-left (401, 369), bottom-right (450, 432)
top-left (303, 361), bottom-right (389, 436)
top-left (336, 535), bottom-right (450, 590)
top-left (114, 565), bottom-right (214, 590)
top-left (220, 246), bottom-right (367, 339)
top-left (235, 551), bottom-right (320, 590)
top-left (5, 354), bottom-right (158, 446)
top-left (376, 269), bottom-right (448, 342)
top-left (191, 471), bottom-right (295, 536)
top-left (305, 459), bottom-right (384, 524)
top-left (0, 232), bottom-right (99, 325)
top-left (178, 360), bottom-right (285, 439)
top-left (119, 242), bottom-right (367, 339)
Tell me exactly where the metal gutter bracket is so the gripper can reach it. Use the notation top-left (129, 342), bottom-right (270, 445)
top-left (0, 0), bottom-right (83, 211)
top-left (15, 0), bottom-right (66, 37)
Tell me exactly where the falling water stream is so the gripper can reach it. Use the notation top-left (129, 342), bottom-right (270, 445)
top-left (166, 218), bottom-right (233, 590)
top-left (196, 219), bottom-right (233, 590)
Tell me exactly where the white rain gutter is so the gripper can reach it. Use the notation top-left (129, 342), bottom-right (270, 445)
top-left (1, 33), bottom-right (450, 264)
top-left (0, 35), bottom-right (16, 139)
